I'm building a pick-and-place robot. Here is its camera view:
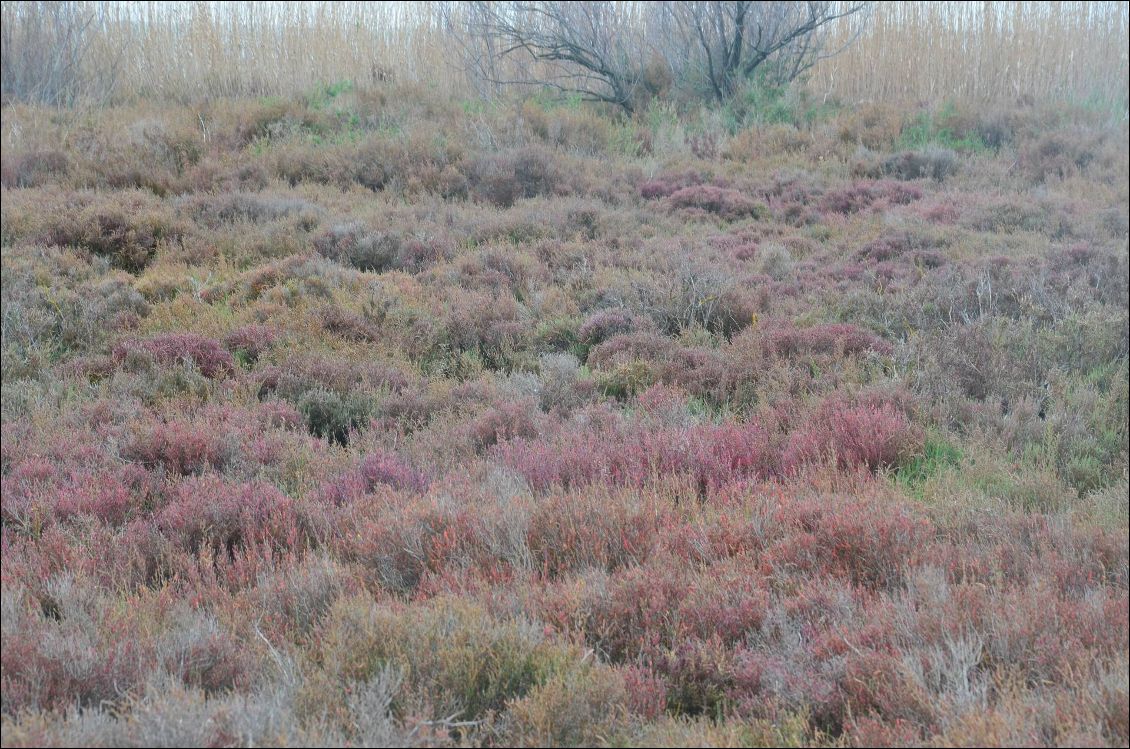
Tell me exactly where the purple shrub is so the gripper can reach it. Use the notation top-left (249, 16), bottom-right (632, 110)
top-left (466, 401), bottom-right (541, 452)
top-left (255, 400), bottom-right (304, 430)
top-left (639, 170), bottom-right (706, 199)
top-left (313, 222), bottom-right (403, 272)
top-left (257, 355), bottom-right (409, 401)
top-left (358, 451), bottom-right (430, 493)
top-left (319, 304), bottom-right (381, 342)
top-left (821, 180), bottom-right (922, 215)
top-left (54, 467), bottom-right (154, 527)
top-left (762, 322), bottom-right (893, 358)
top-left (0, 149), bottom-right (69, 188)
top-left (4, 86), bottom-right (1128, 749)
top-left (859, 232), bottom-right (916, 262)
top-left (876, 147), bottom-right (958, 181)
top-left (122, 419), bottom-right (235, 476)
top-left (667, 185), bottom-right (766, 220)
top-left (157, 476), bottom-right (305, 554)
top-left (468, 146), bottom-right (562, 207)
top-left (621, 666), bottom-right (668, 719)
top-left (782, 396), bottom-right (921, 473)
top-left (761, 493), bottom-right (932, 589)
top-left (317, 449), bottom-right (430, 505)
top-left (113, 333), bottom-right (234, 379)
top-left (222, 324), bottom-right (278, 362)
top-left (586, 333), bottom-right (678, 369)
top-left (498, 416), bottom-right (776, 492)
top-left (577, 309), bottom-right (639, 346)
top-left (710, 232), bottom-right (761, 261)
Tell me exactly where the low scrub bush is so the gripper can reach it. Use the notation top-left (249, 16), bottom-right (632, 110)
top-left (855, 147), bottom-right (959, 181)
top-left (121, 419), bottom-right (236, 476)
top-left (761, 322), bottom-right (892, 358)
top-left (47, 193), bottom-right (185, 272)
top-left (113, 333), bottom-right (234, 379)
top-left (1, 149), bottom-right (70, 188)
top-left (467, 147), bottom-right (562, 207)
top-left (667, 185), bottom-right (767, 221)
top-left (313, 222), bottom-right (404, 272)
top-left (297, 387), bottom-right (372, 446)
top-left (783, 396), bottom-right (922, 473)
top-left (2, 90), bottom-right (1127, 748)
top-left (821, 180), bottom-right (922, 214)
top-left (639, 170), bottom-right (706, 199)
top-left (222, 324), bottom-right (278, 363)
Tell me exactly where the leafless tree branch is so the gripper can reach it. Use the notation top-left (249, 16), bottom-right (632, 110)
top-left (446, 1), bottom-right (870, 111)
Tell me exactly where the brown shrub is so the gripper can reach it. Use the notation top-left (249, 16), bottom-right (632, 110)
top-left (46, 192), bottom-right (185, 272)
top-left (467, 146), bottom-right (562, 207)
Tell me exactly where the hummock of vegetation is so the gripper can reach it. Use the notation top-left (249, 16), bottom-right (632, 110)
top-left (1, 4), bottom-right (1128, 747)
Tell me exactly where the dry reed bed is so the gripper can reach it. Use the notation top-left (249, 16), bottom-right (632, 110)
top-left (2, 1), bottom-right (1126, 106)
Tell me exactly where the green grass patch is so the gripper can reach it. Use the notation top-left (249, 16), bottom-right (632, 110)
top-left (896, 431), bottom-right (963, 495)
top-left (898, 104), bottom-right (989, 152)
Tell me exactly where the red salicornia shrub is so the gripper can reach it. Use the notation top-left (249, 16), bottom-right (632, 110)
top-left (114, 333), bottom-right (234, 379)
top-left (783, 396), bottom-right (922, 473)
top-left (122, 420), bottom-right (236, 476)
top-left (639, 170), bottom-right (706, 199)
top-left (498, 414), bottom-right (777, 492)
top-left (820, 180), bottom-right (922, 214)
top-left (157, 475), bottom-right (307, 555)
top-left (667, 185), bottom-right (765, 220)
top-left (222, 323), bottom-right (278, 362)
top-left (2, 84), bottom-right (1127, 748)
top-left (316, 449), bottom-right (431, 505)
top-left (577, 309), bottom-right (639, 346)
top-left (762, 322), bottom-right (893, 358)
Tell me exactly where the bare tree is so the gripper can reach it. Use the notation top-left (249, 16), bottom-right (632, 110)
top-left (448, 1), bottom-right (663, 112)
top-left (440, 3), bottom-right (508, 99)
top-left (666, 1), bottom-right (869, 101)
top-left (449, 1), bottom-right (870, 111)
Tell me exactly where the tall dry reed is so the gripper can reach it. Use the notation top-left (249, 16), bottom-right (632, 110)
top-left (2, 1), bottom-right (1126, 108)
